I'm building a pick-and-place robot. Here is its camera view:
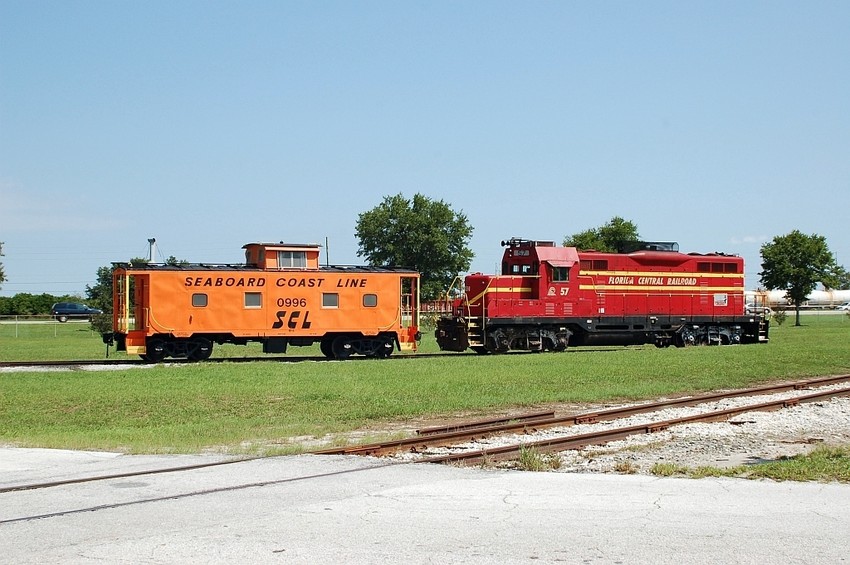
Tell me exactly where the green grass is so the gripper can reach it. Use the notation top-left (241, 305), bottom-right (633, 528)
top-left (650, 446), bottom-right (850, 483)
top-left (1, 316), bottom-right (849, 477)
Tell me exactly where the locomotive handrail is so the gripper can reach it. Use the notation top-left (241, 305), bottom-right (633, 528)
top-left (474, 277), bottom-right (496, 334)
top-left (440, 276), bottom-right (465, 313)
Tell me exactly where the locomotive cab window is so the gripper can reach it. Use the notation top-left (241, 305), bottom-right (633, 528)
top-left (192, 293), bottom-right (208, 307)
top-left (244, 292), bottom-right (262, 308)
top-left (551, 267), bottom-right (569, 282)
top-left (363, 294), bottom-right (378, 307)
top-left (323, 293), bottom-right (339, 308)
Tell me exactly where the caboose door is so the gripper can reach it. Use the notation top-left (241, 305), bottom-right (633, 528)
top-left (398, 275), bottom-right (420, 352)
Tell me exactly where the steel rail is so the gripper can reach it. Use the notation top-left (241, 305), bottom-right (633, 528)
top-left (417, 410), bottom-right (557, 435)
top-left (0, 352), bottom-right (466, 370)
top-left (0, 457), bottom-right (260, 494)
top-left (313, 410), bottom-right (560, 456)
top-left (314, 374), bottom-right (850, 457)
top-left (421, 386), bottom-right (850, 466)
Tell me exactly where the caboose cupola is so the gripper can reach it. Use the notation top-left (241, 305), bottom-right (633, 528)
top-left (243, 242), bottom-right (321, 270)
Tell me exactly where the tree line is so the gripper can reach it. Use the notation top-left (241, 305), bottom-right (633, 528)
top-left (0, 293), bottom-right (79, 316)
top-left (1, 200), bottom-right (846, 329)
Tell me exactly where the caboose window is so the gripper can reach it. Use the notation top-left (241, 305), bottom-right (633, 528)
top-left (244, 292), bottom-right (262, 308)
top-left (192, 293), bottom-right (208, 307)
top-left (697, 262), bottom-right (710, 273)
top-left (278, 251), bottom-right (307, 268)
top-left (725, 263), bottom-right (738, 273)
top-left (363, 294), bottom-right (378, 307)
top-left (323, 293), bottom-right (339, 308)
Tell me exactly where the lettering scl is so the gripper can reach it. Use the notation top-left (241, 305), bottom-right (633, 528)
top-left (272, 310), bottom-right (312, 330)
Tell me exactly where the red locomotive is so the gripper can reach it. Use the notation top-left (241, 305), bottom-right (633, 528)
top-left (436, 238), bottom-right (768, 353)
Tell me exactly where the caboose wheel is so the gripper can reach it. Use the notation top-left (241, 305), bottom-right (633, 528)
top-left (332, 336), bottom-right (353, 359)
top-left (144, 339), bottom-right (167, 363)
top-left (375, 338), bottom-right (394, 358)
top-left (187, 338), bottom-right (213, 361)
top-left (320, 338), bottom-right (335, 358)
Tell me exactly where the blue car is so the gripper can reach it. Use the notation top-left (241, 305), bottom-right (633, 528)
top-left (51, 302), bottom-right (103, 322)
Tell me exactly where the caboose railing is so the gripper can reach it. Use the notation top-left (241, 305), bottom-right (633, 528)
top-left (398, 275), bottom-right (420, 351)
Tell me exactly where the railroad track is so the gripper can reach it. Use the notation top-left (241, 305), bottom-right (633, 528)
top-left (6, 375), bottom-right (848, 526)
top-left (0, 352), bottom-right (462, 370)
top-left (316, 375), bottom-right (850, 465)
top-left (0, 347), bottom-right (634, 371)
top-left (5, 375), bottom-right (849, 497)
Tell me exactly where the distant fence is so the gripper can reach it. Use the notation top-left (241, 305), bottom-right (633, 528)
top-left (0, 315), bottom-right (96, 338)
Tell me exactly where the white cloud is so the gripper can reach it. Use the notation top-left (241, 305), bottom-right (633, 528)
top-left (729, 235), bottom-right (769, 246)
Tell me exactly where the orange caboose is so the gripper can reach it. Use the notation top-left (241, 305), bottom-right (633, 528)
top-left (106, 242), bottom-right (420, 361)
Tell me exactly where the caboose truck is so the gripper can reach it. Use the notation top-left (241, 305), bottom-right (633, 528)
top-left (104, 242), bottom-right (420, 362)
top-left (436, 238), bottom-right (768, 353)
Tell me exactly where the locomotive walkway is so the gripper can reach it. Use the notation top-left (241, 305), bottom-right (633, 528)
top-left (2, 447), bottom-right (849, 563)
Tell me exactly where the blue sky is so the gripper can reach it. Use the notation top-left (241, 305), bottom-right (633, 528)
top-left (2, 1), bottom-right (848, 297)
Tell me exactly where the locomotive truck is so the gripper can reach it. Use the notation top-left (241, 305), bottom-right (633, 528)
top-left (104, 242), bottom-right (420, 362)
top-left (436, 238), bottom-right (769, 353)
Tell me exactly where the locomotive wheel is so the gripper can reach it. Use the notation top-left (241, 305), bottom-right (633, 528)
top-left (187, 338), bottom-right (213, 361)
top-left (331, 335), bottom-right (353, 360)
top-left (675, 328), bottom-right (697, 348)
top-left (471, 346), bottom-right (490, 355)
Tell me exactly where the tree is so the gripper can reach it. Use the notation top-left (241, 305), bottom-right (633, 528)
top-left (759, 230), bottom-right (843, 326)
top-left (563, 216), bottom-right (641, 252)
top-left (829, 265), bottom-right (850, 291)
top-left (86, 265), bottom-right (116, 334)
top-left (355, 193), bottom-right (474, 301)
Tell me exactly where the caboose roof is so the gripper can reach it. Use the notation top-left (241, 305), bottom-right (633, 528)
top-left (242, 242), bottom-right (321, 250)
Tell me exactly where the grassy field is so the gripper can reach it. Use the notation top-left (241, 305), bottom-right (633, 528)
top-left (2, 315), bottom-right (849, 480)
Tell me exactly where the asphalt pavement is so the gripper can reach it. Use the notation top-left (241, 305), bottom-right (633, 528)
top-left (1, 447), bottom-right (849, 564)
